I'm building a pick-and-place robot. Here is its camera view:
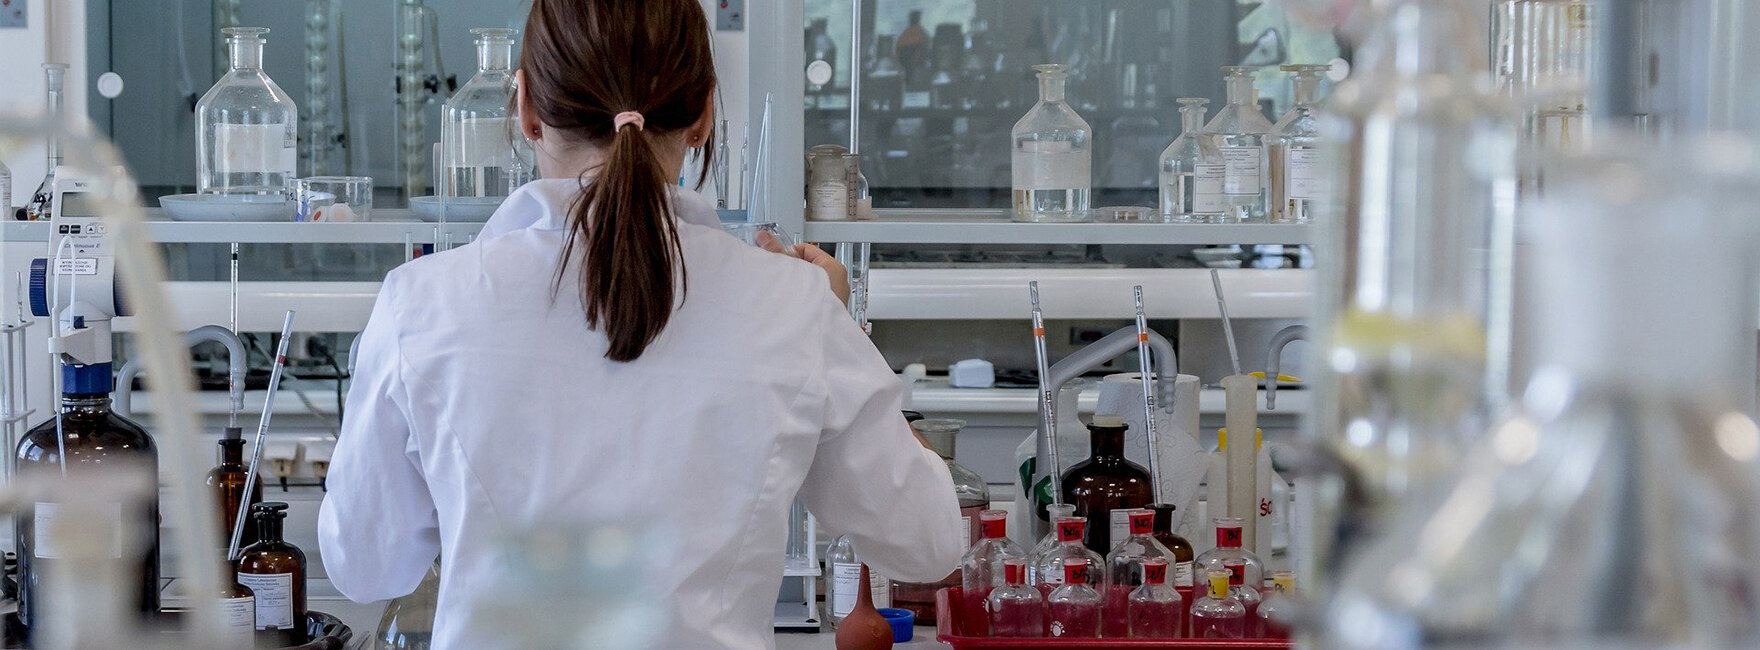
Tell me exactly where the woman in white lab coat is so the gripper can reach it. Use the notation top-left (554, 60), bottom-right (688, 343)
top-left (315, 0), bottom-right (967, 647)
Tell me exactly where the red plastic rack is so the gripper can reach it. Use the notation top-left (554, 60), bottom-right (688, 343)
top-left (935, 587), bottom-right (1293, 649)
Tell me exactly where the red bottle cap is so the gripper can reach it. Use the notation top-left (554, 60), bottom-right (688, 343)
top-left (1214, 517), bottom-right (1244, 548)
top-left (980, 510), bottom-right (1008, 539)
top-left (1063, 562), bottom-right (1088, 585)
top-left (1129, 509), bottom-right (1154, 536)
top-left (1055, 517), bottom-right (1086, 543)
top-left (1003, 559), bottom-right (1026, 584)
top-left (1225, 560), bottom-right (1245, 585)
top-left (1142, 558), bottom-right (1168, 585)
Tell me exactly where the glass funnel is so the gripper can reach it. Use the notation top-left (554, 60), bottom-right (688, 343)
top-left (1158, 98), bottom-right (1225, 223)
top-left (1325, 136), bottom-right (1760, 648)
top-left (1303, 0), bottom-right (1518, 589)
top-left (1268, 64), bottom-right (1330, 224)
top-left (441, 28), bottom-right (533, 199)
top-left (1011, 64), bottom-right (1092, 223)
top-left (1202, 66), bottom-right (1274, 223)
top-left (196, 27), bottom-right (298, 196)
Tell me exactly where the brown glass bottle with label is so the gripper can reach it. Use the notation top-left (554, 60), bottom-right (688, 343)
top-left (13, 363), bottom-right (160, 642)
top-left (1060, 415), bottom-right (1153, 555)
top-left (236, 501), bottom-right (307, 647)
top-left (208, 428), bottom-right (262, 548)
top-left (1147, 503), bottom-right (1197, 589)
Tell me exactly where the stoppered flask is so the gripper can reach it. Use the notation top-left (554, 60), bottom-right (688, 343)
top-left (196, 27), bottom-right (298, 195)
top-left (1268, 64), bottom-right (1330, 224)
top-left (14, 363), bottom-right (160, 639)
top-left (959, 509), bottom-right (1025, 636)
top-left (1203, 66), bottom-right (1274, 222)
top-left (891, 419), bottom-right (987, 624)
top-left (208, 429), bottom-right (262, 548)
top-left (1158, 98), bottom-right (1226, 222)
top-left (1193, 517), bottom-right (1264, 622)
top-left (1102, 508), bottom-right (1174, 637)
top-left (1030, 516), bottom-right (1104, 600)
top-left (441, 28), bottom-right (533, 199)
top-left (1011, 64), bottom-right (1092, 222)
top-left (1256, 570), bottom-right (1296, 638)
top-left (986, 558), bottom-right (1045, 637)
top-left (1061, 415), bottom-right (1153, 554)
top-left (1190, 569), bottom-right (1247, 638)
top-left (236, 501), bottom-right (308, 646)
top-left (1127, 557), bottom-right (1184, 638)
top-left (1045, 562), bottom-right (1102, 638)
top-left (1026, 502), bottom-right (1076, 584)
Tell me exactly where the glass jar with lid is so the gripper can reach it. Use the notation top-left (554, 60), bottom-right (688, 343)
top-left (805, 144), bottom-right (868, 220)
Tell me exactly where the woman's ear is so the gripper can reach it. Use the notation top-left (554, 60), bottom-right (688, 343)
top-left (516, 69), bottom-right (544, 141)
top-left (686, 91), bottom-right (716, 148)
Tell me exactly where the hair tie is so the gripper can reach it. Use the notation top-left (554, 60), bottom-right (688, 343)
top-left (613, 111), bottom-right (645, 132)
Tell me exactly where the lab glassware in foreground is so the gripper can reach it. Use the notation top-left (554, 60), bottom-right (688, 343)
top-left (293, 175), bottom-right (373, 221)
top-left (1103, 508), bottom-right (1175, 637)
top-left (1032, 516), bottom-right (1105, 600)
top-left (1191, 569), bottom-right (1247, 639)
top-left (1045, 562), bottom-right (1102, 638)
top-left (1159, 98), bottom-right (1226, 222)
top-left (1011, 64), bottom-right (1092, 223)
top-left (1027, 502), bottom-right (1077, 584)
top-left (1194, 516), bottom-right (1264, 627)
top-left (236, 501), bottom-right (308, 647)
top-left (960, 509), bottom-right (1026, 636)
top-left (1061, 415), bottom-right (1154, 555)
top-left (988, 558), bottom-right (1045, 637)
top-left (1126, 557), bottom-right (1183, 638)
top-left (197, 27), bottom-right (298, 196)
top-left (894, 418), bottom-right (989, 623)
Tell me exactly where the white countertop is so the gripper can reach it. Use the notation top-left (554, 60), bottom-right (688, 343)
top-left (775, 628), bottom-right (950, 649)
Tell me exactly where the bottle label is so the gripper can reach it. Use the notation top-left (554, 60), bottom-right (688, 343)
top-left (1142, 560), bottom-right (1167, 585)
top-left (1055, 518), bottom-right (1085, 543)
top-left (1062, 562), bottom-right (1088, 585)
top-left (222, 595), bottom-right (256, 640)
top-left (1208, 573), bottom-right (1230, 599)
top-left (216, 124), bottom-right (297, 175)
top-left (1013, 146), bottom-right (1091, 191)
top-left (1193, 163), bottom-right (1226, 213)
top-left (1225, 561), bottom-right (1246, 586)
top-left (1176, 561), bottom-right (1195, 588)
top-left (962, 515), bottom-right (975, 550)
top-left (1003, 561), bottom-right (1025, 584)
top-left (1109, 510), bottom-right (1132, 547)
top-left (1216, 525), bottom-right (1243, 549)
top-left (980, 514), bottom-right (1007, 539)
top-left (1129, 510), bottom-right (1154, 536)
top-left (1286, 147), bottom-right (1324, 200)
top-left (831, 562), bottom-right (861, 618)
top-left (809, 183), bottom-right (849, 220)
top-left (33, 501), bottom-right (123, 559)
top-left (237, 572), bottom-right (295, 629)
top-left (1219, 146), bottom-right (1263, 195)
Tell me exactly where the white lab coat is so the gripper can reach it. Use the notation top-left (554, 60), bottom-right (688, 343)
top-left (318, 179), bottom-right (966, 649)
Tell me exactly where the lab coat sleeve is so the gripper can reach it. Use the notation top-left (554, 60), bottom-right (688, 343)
top-left (317, 272), bottom-right (441, 602)
top-left (796, 294), bottom-right (967, 584)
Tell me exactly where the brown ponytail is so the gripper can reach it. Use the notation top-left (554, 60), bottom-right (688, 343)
top-left (521, 0), bottom-right (717, 362)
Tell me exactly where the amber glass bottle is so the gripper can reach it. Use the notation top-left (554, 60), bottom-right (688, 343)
top-left (222, 564), bottom-right (258, 646)
top-left (237, 501), bottom-right (307, 647)
top-left (1060, 415), bottom-right (1153, 555)
top-left (1147, 503), bottom-right (1196, 589)
top-left (13, 363), bottom-right (160, 641)
top-left (208, 429), bottom-right (262, 548)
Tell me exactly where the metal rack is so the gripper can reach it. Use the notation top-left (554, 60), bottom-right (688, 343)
top-left (806, 210), bottom-right (1311, 246)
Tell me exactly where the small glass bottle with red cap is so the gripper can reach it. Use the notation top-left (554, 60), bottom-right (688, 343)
top-left (1127, 557), bottom-right (1184, 638)
top-left (1030, 516), bottom-right (1105, 599)
top-left (1102, 508), bottom-right (1174, 637)
top-left (1190, 568), bottom-right (1247, 638)
top-left (1193, 516), bottom-right (1264, 624)
top-left (1045, 561), bottom-right (1103, 638)
top-left (959, 509), bottom-right (1025, 636)
top-left (987, 558), bottom-right (1045, 637)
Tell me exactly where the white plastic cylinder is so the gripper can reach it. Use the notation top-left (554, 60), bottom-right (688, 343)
top-left (1221, 374), bottom-right (1259, 550)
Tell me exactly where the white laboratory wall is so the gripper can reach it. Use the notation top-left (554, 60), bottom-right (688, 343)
top-left (0, 0), bottom-right (87, 207)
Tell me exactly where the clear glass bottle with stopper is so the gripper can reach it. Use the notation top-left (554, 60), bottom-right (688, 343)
top-left (441, 28), bottom-right (533, 199)
top-left (1011, 64), bottom-right (1092, 223)
top-left (1269, 64), bottom-right (1330, 224)
top-left (1158, 98), bottom-right (1226, 223)
top-left (1202, 66), bottom-right (1274, 222)
top-left (197, 27), bottom-right (298, 196)
top-left (1028, 502), bottom-right (1077, 584)
top-left (892, 419), bottom-right (989, 624)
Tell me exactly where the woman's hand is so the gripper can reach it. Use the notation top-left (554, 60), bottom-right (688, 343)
top-left (756, 231), bottom-right (851, 307)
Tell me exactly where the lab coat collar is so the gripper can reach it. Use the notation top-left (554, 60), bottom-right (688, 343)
top-left (478, 178), bottom-right (723, 239)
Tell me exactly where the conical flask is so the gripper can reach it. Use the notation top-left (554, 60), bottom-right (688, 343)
top-left (196, 27), bottom-right (298, 196)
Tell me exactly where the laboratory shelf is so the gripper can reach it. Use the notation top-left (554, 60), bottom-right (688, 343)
top-left (800, 210), bottom-right (1310, 245)
top-left (2, 209), bottom-right (485, 244)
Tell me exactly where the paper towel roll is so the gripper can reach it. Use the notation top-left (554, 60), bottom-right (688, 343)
top-left (1094, 373), bottom-right (1207, 541)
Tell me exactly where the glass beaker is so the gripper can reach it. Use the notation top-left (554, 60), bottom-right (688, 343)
top-left (1202, 67), bottom-right (1274, 223)
top-left (1158, 98), bottom-right (1226, 223)
top-left (805, 144), bottom-right (858, 221)
top-left (376, 563), bottom-right (439, 649)
top-left (196, 27), bottom-right (299, 196)
top-left (292, 176), bottom-right (373, 222)
top-left (1268, 64), bottom-right (1330, 224)
top-left (440, 28), bottom-right (532, 199)
top-left (1011, 64), bottom-right (1092, 223)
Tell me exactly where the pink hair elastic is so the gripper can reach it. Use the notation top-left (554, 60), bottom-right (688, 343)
top-left (613, 111), bottom-right (645, 131)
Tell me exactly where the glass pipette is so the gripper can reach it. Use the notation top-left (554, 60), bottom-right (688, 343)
top-left (1210, 269), bottom-right (1243, 376)
top-left (1133, 285), bottom-right (1165, 504)
top-left (229, 310), bottom-right (296, 561)
top-left (1030, 281), bottom-right (1063, 506)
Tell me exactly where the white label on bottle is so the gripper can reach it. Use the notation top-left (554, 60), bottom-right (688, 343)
top-left (222, 595), bottom-right (257, 641)
top-left (33, 501), bottom-right (123, 559)
top-left (237, 572), bottom-right (295, 630)
top-left (1175, 561), bottom-right (1195, 589)
top-left (215, 124), bottom-right (296, 175)
top-left (1194, 163), bottom-right (1226, 213)
top-left (1041, 561), bottom-right (1066, 586)
top-left (1286, 147), bottom-right (1324, 200)
top-left (831, 562), bottom-right (861, 618)
top-left (1012, 147), bottom-right (1091, 191)
top-left (1220, 146), bottom-right (1263, 195)
top-left (1109, 510), bottom-right (1132, 548)
top-left (809, 183), bottom-right (850, 220)
top-left (961, 516), bottom-right (974, 551)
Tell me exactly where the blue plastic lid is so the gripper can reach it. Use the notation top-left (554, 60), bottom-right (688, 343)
top-left (876, 608), bottom-right (913, 643)
top-left (62, 362), bottom-right (114, 396)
